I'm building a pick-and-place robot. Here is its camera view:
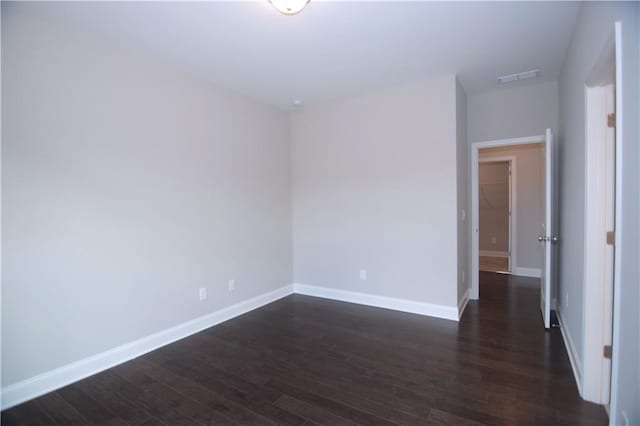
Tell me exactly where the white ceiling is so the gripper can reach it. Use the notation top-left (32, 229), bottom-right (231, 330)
top-left (24, 1), bottom-right (581, 108)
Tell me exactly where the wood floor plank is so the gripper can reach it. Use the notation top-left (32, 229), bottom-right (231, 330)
top-left (73, 373), bottom-right (155, 425)
top-left (136, 417), bottom-right (169, 426)
top-left (479, 256), bottom-right (509, 273)
top-left (130, 357), bottom-right (276, 425)
top-left (34, 392), bottom-right (90, 426)
top-left (57, 386), bottom-right (128, 425)
top-left (426, 408), bottom-right (487, 425)
top-left (94, 368), bottom-right (219, 425)
top-left (2, 402), bottom-right (55, 426)
top-left (111, 362), bottom-right (235, 425)
top-left (265, 378), bottom-right (397, 426)
top-left (151, 349), bottom-right (307, 425)
top-left (274, 394), bottom-right (358, 426)
top-left (1, 274), bottom-right (608, 425)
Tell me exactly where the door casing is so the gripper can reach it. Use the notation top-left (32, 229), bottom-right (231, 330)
top-left (470, 135), bottom-right (546, 300)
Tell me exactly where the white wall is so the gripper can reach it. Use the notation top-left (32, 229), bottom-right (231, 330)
top-left (467, 80), bottom-right (559, 143)
top-left (1, 4), bottom-right (292, 387)
top-left (558, 3), bottom-right (639, 423)
top-left (455, 79), bottom-right (469, 305)
top-left (291, 75), bottom-right (460, 309)
top-left (479, 144), bottom-right (543, 273)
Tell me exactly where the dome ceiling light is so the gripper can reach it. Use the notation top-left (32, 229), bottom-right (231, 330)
top-left (269, 0), bottom-right (310, 15)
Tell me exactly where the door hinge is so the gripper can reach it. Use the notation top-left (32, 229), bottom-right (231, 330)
top-left (608, 113), bottom-right (616, 128)
top-left (604, 345), bottom-right (612, 359)
top-left (607, 231), bottom-right (615, 246)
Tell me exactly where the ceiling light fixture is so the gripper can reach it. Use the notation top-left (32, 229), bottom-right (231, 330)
top-left (497, 69), bottom-right (540, 84)
top-left (269, 0), bottom-right (310, 15)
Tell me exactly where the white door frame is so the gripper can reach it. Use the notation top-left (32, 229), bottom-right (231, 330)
top-left (608, 22), bottom-right (625, 425)
top-left (583, 63), bottom-right (615, 404)
top-left (470, 135), bottom-right (544, 300)
top-left (478, 156), bottom-right (516, 273)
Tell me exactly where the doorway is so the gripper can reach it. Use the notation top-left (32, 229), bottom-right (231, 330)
top-left (478, 159), bottom-right (513, 274)
top-left (470, 132), bottom-right (554, 329)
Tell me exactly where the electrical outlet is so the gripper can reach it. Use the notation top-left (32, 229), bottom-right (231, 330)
top-left (491, 236), bottom-right (497, 244)
top-left (228, 279), bottom-right (235, 292)
top-left (359, 270), bottom-right (367, 281)
top-left (199, 287), bottom-right (207, 301)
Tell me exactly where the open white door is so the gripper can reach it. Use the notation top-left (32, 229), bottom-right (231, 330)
top-left (539, 128), bottom-right (555, 329)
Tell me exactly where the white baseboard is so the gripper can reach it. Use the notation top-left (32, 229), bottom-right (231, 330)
top-left (557, 310), bottom-right (584, 397)
top-left (293, 283), bottom-right (459, 322)
top-left (1, 284), bottom-right (295, 410)
top-left (457, 288), bottom-right (470, 320)
top-left (479, 250), bottom-right (509, 258)
top-left (3, 282), bottom-right (464, 410)
top-left (513, 267), bottom-right (542, 278)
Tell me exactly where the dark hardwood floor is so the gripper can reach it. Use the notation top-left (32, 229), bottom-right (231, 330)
top-left (2, 273), bottom-right (608, 425)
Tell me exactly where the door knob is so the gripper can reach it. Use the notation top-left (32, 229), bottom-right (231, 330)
top-left (538, 235), bottom-right (556, 243)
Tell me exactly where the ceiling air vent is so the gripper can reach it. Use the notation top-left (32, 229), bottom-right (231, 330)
top-left (497, 69), bottom-right (540, 84)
